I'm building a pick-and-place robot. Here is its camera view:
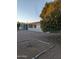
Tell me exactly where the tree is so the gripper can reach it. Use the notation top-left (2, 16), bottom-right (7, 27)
top-left (40, 0), bottom-right (61, 32)
top-left (17, 22), bottom-right (20, 30)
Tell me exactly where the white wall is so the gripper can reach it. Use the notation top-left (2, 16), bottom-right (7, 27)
top-left (28, 28), bottom-right (42, 32)
top-left (28, 23), bottom-right (42, 32)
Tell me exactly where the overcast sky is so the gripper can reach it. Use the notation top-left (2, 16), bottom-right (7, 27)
top-left (17, 0), bottom-right (54, 23)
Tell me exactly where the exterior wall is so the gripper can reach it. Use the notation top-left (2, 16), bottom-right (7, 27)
top-left (28, 22), bottom-right (42, 32)
top-left (28, 28), bottom-right (42, 32)
top-left (18, 22), bottom-right (42, 32)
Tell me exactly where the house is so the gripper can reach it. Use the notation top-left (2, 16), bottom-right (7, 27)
top-left (17, 21), bottom-right (42, 32)
top-left (28, 22), bottom-right (42, 32)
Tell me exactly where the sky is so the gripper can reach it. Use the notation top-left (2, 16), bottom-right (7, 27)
top-left (17, 0), bottom-right (54, 23)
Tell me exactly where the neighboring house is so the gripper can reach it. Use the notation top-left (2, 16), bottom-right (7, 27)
top-left (28, 22), bottom-right (42, 32)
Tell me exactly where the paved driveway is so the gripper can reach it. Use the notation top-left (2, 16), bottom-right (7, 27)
top-left (17, 30), bottom-right (61, 59)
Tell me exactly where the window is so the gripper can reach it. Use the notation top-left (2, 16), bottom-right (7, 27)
top-left (34, 25), bottom-right (36, 28)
